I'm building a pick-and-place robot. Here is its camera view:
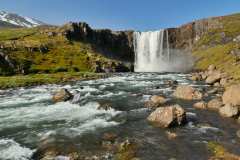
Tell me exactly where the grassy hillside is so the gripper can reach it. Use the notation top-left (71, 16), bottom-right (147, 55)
top-left (193, 13), bottom-right (240, 80)
top-left (0, 26), bottom-right (120, 75)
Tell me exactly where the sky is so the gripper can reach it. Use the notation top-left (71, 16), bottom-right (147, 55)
top-left (1, 0), bottom-right (240, 31)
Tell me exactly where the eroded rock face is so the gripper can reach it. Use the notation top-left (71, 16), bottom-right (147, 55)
top-left (0, 52), bottom-right (15, 75)
top-left (173, 85), bottom-right (202, 100)
top-left (219, 104), bottom-right (239, 118)
top-left (52, 88), bottom-right (73, 103)
top-left (222, 85), bottom-right (240, 106)
top-left (207, 98), bottom-right (223, 110)
top-left (147, 104), bottom-right (186, 128)
top-left (63, 22), bottom-right (134, 62)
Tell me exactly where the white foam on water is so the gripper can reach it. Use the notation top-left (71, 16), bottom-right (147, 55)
top-left (0, 139), bottom-right (34, 160)
top-left (0, 101), bottom-right (120, 131)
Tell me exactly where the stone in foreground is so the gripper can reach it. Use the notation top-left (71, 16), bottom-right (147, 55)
top-left (193, 101), bottom-right (207, 109)
top-left (173, 85), bottom-right (202, 100)
top-left (205, 70), bottom-right (221, 85)
top-left (52, 88), bottom-right (73, 103)
top-left (147, 104), bottom-right (186, 128)
top-left (145, 95), bottom-right (167, 108)
top-left (207, 98), bottom-right (223, 110)
top-left (219, 104), bottom-right (239, 118)
top-left (222, 84), bottom-right (240, 106)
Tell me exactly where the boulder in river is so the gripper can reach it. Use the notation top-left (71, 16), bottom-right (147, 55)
top-left (193, 101), bottom-right (207, 109)
top-left (52, 88), bottom-right (73, 103)
top-left (219, 104), bottom-right (239, 118)
top-left (145, 95), bottom-right (167, 108)
top-left (222, 84), bottom-right (240, 106)
top-left (205, 70), bottom-right (221, 85)
top-left (173, 85), bottom-right (202, 100)
top-left (147, 104), bottom-right (186, 128)
top-left (207, 98), bottom-right (223, 110)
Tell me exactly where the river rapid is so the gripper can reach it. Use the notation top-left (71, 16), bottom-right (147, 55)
top-left (0, 73), bottom-right (239, 160)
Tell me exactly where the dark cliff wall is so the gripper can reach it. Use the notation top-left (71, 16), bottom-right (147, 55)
top-left (63, 22), bottom-right (134, 62)
top-left (167, 16), bottom-right (226, 51)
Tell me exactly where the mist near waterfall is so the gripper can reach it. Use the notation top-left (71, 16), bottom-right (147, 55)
top-left (133, 30), bottom-right (194, 73)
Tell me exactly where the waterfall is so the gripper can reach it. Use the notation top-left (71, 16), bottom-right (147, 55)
top-left (133, 29), bottom-right (171, 72)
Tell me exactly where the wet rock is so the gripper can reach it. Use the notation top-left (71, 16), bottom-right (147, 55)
top-left (207, 88), bottom-right (218, 94)
top-left (206, 70), bottom-right (221, 85)
top-left (208, 65), bottom-right (216, 72)
top-left (207, 98), bottom-right (223, 110)
top-left (193, 101), bottom-right (207, 109)
top-left (222, 84), bottom-right (240, 106)
top-left (173, 85), bottom-right (202, 100)
top-left (98, 102), bottom-right (112, 111)
top-left (145, 95), bottom-right (167, 108)
top-left (147, 104), bottom-right (187, 128)
top-left (236, 130), bottom-right (240, 138)
top-left (102, 132), bottom-right (118, 142)
top-left (115, 139), bottom-right (138, 160)
top-left (213, 82), bottom-right (221, 87)
top-left (166, 131), bottom-right (177, 140)
top-left (164, 80), bottom-right (178, 86)
top-left (219, 104), bottom-right (239, 118)
top-left (52, 88), bottom-right (73, 103)
top-left (190, 73), bottom-right (201, 81)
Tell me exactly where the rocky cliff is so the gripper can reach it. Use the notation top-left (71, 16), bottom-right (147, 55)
top-left (63, 22), bottom-right (134, 62)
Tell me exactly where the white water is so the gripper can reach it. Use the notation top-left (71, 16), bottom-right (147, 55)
top-left (134, 30), bottom-right (194, 72)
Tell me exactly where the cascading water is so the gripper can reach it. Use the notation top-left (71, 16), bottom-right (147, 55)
top-left (133, 29), bottom-right (171, 72)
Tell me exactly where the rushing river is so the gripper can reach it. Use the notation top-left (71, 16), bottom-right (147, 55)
top-left (0, 73), bottom-right (239, 160)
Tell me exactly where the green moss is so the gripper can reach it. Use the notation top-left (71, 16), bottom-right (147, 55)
top-left (207, 141), bottom-right (240, 160)
top-left (0, 28), bottom-right (37, 41)
top-left (193, 42), bottom-right (240, 80)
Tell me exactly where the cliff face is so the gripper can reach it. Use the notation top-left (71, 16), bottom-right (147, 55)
top-left (63, 22), bottom-right (134, 62)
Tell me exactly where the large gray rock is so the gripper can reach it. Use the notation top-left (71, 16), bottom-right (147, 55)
top-left (222, 84), bottom-right (240, 106)
top-left (173, 85), bottom-right (202, 100)
top-left (205, 70), bottom-right (221, 84)
top-left (219, 104), bottom-right (239, 118)
top-left (147, 104), bottom-right (186, 128)
top-left (52, 88), bottom-right (73, 103)
top-left (207, 98), bottom-right (223, 110)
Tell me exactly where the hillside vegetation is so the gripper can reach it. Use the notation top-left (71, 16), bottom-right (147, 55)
top-left (193, 13), bottom-right (240, 80)
top-left (0, 26), bottom-right (122, 75)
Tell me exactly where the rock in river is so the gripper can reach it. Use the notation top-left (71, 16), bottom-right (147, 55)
top-left (219, 104), bottom-right (239, 118)
top-left (147, 104), bottom-right (186, 128)
top-left (222, 84), bottom-right (240, 106)
top-left (145, 95), bottom-right (167, 108)
top-left (173, 85), bottom-right (202, 100)
top-left (52, 88), bottom-right (73, 103)
top-left (205, 70), bottom-right (221, 85)
top-left (193, 101), bottom-right (207, 109)
top-left (207, 98), bottom-right (223, 110)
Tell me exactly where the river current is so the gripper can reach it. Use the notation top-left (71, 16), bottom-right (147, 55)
top-left (0, 73), bottom-right (239, 160)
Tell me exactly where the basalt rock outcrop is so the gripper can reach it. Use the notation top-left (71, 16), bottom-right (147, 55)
top-left (63, 22), bottom-right (134, 62)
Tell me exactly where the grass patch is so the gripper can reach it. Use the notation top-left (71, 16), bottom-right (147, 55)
top-left (0, 72), bottom-right (104, 89)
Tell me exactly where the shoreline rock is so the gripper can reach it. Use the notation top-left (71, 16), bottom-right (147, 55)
top-left (147, 104), bottom-right (187, 128)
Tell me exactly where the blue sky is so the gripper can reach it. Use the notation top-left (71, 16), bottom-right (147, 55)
top-left (1, 0), bottom-right (240, 31)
